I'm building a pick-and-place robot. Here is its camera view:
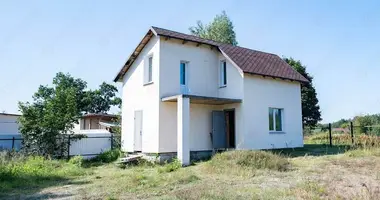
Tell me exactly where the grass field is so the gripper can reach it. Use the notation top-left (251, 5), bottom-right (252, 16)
top-left (1, 145), bottom-right (380, 200)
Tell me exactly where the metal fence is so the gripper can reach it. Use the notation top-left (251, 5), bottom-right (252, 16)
top-left (305, 122), bottom-right (380, 147)
top-left (0, 133), bottom-right (121, 159)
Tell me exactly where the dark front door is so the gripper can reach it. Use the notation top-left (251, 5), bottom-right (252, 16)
top-left (212, 111), bottom-right (227, 149)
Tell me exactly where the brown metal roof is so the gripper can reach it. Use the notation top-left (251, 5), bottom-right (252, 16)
top-left (114, 26), bottom-right (308, 83)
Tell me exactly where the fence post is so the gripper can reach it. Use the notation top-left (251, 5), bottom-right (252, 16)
top-left (12, 137), bottom-right (15, 150)
top-left (110, 134), bottom-right (114, 150)
top-left (350, 121), bottom-right (354, 145)
top-left (329, 123), bottom-right (332, 147)
top-left (67, 135), bottom-right (71, 160)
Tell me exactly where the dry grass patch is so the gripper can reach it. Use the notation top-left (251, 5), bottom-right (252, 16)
top-left (206, 150), bottom-right (291, 175)
top-left (5, 147), bottom-right (380, 199)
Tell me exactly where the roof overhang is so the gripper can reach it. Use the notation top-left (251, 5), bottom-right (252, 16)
top-left (0, 113), bottom-right (21, 117)
top-left (113, 29), bottom-right (156, 82)
top-left (243, 71), bottom-right (309, 84)
top-left (161, 94), bottom-right (242, 105)
top-left (113, 26), bottom-right (309, 84)
top-left (113, 27), bottom-right (221, 82)
top-left (99, 121), bottom-right (120, 128)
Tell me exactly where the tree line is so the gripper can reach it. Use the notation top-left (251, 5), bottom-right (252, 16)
top-left (329, 114), bottom-right (380, 135)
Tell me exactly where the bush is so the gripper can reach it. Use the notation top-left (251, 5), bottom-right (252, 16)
top-left (209, 150), bottom-right (290, 172)
top-left (68, 156), bottom-right (84, 167)
top-left (91, 149), bottom-right (123, 163)
top-left (158, 159), bottom-right (182, 173)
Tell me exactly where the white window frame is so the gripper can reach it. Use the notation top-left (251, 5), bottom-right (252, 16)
top-left (219, 60), bottom-right (227, 87)
top-left (144, 54), bottom-right (153, 85)
top-left (269, 108), bottom-right (284, 132)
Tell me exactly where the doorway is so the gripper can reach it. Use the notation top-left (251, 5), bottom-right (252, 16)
top-left (211, 109), bottom-right (236, 149)
top-left (224, 109), bottom-right (236, 148)
top-left (134, 110), bottom-right (143, 152)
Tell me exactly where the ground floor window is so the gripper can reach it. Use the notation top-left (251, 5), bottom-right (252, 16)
top-left (269, 108), bottom-right (283, 132)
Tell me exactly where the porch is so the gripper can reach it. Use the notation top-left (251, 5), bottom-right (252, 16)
top-left (161, 94), bottom-right (242, 165)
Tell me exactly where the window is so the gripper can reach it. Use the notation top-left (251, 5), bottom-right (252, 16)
top-left (148, 56), bottom-right (153, 82)
top-left (144, 55), bottom-right (153, 84)
top-left (220, 60), bottom-right (227, 87)
top-left (269, 108), bottom-right (283, 132)
top-left (180, 61), bottom-right (187, 85)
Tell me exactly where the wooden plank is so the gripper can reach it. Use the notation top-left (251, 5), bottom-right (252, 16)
top-left (119, 154), bottom-right (143, 163)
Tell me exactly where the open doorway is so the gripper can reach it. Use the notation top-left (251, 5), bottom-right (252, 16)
top-left (212, 109), bottom-right (236, 149)
top-left (225, 109), bottom-right (235, 148)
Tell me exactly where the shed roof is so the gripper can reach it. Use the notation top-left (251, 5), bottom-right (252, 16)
top-left (114, 26), bottom-right (308, 83)
top-left (0, 113), bottom-right (21, 117)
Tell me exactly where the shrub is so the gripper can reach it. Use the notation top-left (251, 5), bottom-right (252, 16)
top-left (91, 149), bottom-right (123, 163)
top-left (158, 159), bottom-right (182, 173)
top-left (209, 150), bottom-right (290, 172)
top-left (68, 156), bottom-right (84, 167)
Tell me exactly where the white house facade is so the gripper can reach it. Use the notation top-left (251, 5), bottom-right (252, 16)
top-left (115, 27), bottom-right (308, 165)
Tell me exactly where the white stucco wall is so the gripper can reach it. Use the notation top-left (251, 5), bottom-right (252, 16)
top-left (120, 36), bottom-right (303, 153)
top-left (159, 39), bottom-right (243, 99)
top-left (159, 102), bottom-right (222, 152)
top-left (121, 36), bottom-right (160, 153)
top-left (0, 114), bottom-right (20, 134)
top-left (158, 39), bottom-right (244, 152)
top-left (242, 75), bottom-right (303, 149)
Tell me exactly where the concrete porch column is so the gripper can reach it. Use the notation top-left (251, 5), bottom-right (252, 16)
top-left (177, 95), bottom-right (190, 166)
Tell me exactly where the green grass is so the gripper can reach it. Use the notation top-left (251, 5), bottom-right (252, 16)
top-left (0, 151), bottom-right (89, 196)
top-left (2, 146), bottom-right (380, 199)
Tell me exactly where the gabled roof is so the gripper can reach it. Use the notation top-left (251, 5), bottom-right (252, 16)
top-left (114, 26), bottom-right (309, 83)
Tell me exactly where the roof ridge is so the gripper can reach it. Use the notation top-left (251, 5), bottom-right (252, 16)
top-left (152, 26), bottom-right (280, 57)
top-left (152, 26), bottom-right (223, 45)
top-left (219, 43), bottom-right (278, 56)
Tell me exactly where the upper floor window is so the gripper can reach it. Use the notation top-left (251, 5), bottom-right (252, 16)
top-left (180, 61), bottom-right (187, 86)
top-left (220, 60), bottom-right (227, 87)
top-left (269, 108), bottom-right (283, 132)
top-left (144, 55), bottom-right (153, 84)
top-left (180, 61), bottom-right (189, 94)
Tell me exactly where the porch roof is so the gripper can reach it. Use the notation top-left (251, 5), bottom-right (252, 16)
top-left (161, 94), bottom-right (242, 105)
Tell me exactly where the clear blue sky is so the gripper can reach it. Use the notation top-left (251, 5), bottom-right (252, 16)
top-left (1, 0), bottom-right (380, 122)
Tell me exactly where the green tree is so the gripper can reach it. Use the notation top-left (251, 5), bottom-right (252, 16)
top-left (189, 11), bottom-right (238, 45)
top-left (84, 82), bottom-right (121, 113)
top-left (18, 72), bottom-right (121, 157)
top-left (353, 114), bottom-right (380, 135)
top-left (284, 58), bottom-right (322, 128)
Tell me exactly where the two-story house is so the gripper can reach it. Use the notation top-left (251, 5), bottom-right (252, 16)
top-left (114, 27), bottom-right (308, 165)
